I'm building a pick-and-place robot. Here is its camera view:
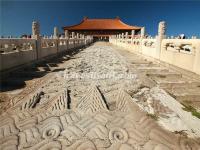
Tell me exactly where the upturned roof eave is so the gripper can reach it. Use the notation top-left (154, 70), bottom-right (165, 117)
top-left (62, 28), bottom-right (141, 30)
top-left (62, 18), bottom-right (142, 30)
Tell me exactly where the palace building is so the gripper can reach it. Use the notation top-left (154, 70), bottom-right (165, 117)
top-left (62, 17), bottom-right (142, 41)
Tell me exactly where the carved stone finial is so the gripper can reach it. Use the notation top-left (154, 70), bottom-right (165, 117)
top-left (125, 32), bottom-right (128, 39)
top-left (71, 32), bottom-right (75, 39)
top-left (76, 33), bottom-right (79, 39)
top-left (131, 30), bottom-right (135, 38)
top-left (82, 34), bottom-right (84, 39)
top-left (32, 21), bottom-right (40, 39)
top-left (141, 27), bottom-right (145, 37)
top-left (53, 27), bottom-right (59, 39)
top-left (158, 21), bottom-right (166, 37)
top-left (64, 30), bottom-right (69, 39)
top-left (122, 33), bottom-right (124, 39)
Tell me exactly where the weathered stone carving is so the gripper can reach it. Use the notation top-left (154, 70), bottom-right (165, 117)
top-left (0, 39), bottom-right (35, 53)
top-left (164, 42), bottom-right (193, 53)
top-left (133, 40), bottom-right (140, 45)
top-left (41, 39), bottom-right (56, 48)
top-left (86, 124), bottom-right (109, 140)
top-left (48, 90), bottom-right (69, 113)
top-left (25, 140), bottom-right (61, 150)
top-left (60, 125), bottom-right (83, 142)
top-left (0, 117), bottom-right (19, 138)
top-left (64, 30), bottom-right (69, 39)
top-left (179, 138), bottom-right (200, 150)
top-left (38, 116), bottom-right (62, 140)
top-left (32, 21), bottom-right (40, 38)
top-left (115, 89), bottom-right (132, 112)
top-left (108, 127), bottom-right (128, 144)
top-left (53, 27), bottom-right (59, 39)
top-left (125, 32), bottom-right (128, 39)
top-left (131, 30), bottom-right (135, 38)
top-left (141, 27), bottom-right (145, 37)
top-left (121, 34), bottom-right (124, 39)
top-left (76, 85), bottom-right (108, 115)
top-left (60, 112), bottom-right (80, 128)
top-left (143, 40), bottom-right (155, 48)
top-left (158, 21), bottom-right (166, 37)
top-left (20, 90), bottom-right (44, 111)
top-left (1, 43), bottom-right (200, 149)
top-left (71, 32), bottom-right (75, 39)
top-left (76, 33), bottom-right (79, 39)
top-left (0, 135), bottom-right (18, 150)
top-left (18, 127), bottom-right (41, 149)
top-left (65, 139), bottom-right (96, 150)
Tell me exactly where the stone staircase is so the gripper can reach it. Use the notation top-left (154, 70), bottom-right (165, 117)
top-left (116, 47), bottom-right (200, 110)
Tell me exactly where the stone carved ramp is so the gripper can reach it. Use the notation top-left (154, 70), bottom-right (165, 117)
top-left (76, 85), bottom-right (108, 115)
top-left (0, 42), bottom-right (199, 149)
top-left (1, 87), bottom-right (199, 149)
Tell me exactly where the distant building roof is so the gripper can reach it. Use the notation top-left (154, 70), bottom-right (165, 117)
top-left (63, 17), bottom-right (141, 30)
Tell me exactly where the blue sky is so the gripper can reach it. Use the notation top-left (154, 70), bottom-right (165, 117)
top-left (0, 0), bottom-right (200, 37)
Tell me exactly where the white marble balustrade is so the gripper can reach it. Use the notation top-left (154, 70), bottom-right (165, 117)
top-left (0, 38), bottom-right (36, 54)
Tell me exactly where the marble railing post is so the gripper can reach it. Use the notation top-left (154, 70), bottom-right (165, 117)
top-left (122, 33), bottom-right (124, 39)
top-left (32, 21), bottom-right (40, 39)
top-left (53, 27), bottom-right (59, 39)
top-left (71, 32), bottom-right (75, 39)
top-left (32, 21), bottom-right (41, 59)
top-left (53, 27), bottom-right (59, 53)
top-left (76, 33), bottom-right (79, 39)
top-left (117, 34), bottom-right (119, 44)
top-left (71, 32), bottom-right (75, 48)
top-left (65, 30), bottom-right (69, 39)
top-left (131, 30), bottom-right (135, 39)
top-left (79, 34), bottom-right (82, 45)
top-left (118, 34), bottom-right (122, 45)
top-left (125, 32), bottom-right (128, 43)
top-left (141, 27), bottom-right (145, 38)
top-left (125, 32), bottom-right (128, 39)
top-left (76, 33), bottom-right (79, 46)
top-left (122, 33), bottom-right (124, 42)
top-left (82, 34), bottom-right (85, 40)
top-left (65, 30), bottom-right (69, 49)
top-left (139, 27), bottom-right (145, 53)
top-left (156, 21), bottom-right (166, 59)
top-left (84, 35), bottom-right (87, 45)
top-left (131, 30), bottom-right (135, 44)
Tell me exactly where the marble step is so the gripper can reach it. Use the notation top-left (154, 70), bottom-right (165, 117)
top-left (136, 66), bottom-right (169, 73)
top-left (129, 60), bottom-right (152, 64)
top-left (146, 71), bottom-right (182, 78)
top-left (130, 63), bottom-right (159, 68)
top-left (150, 75), bottom-right (200, 88)
top-left (165, 86), bottom-right (200, 109)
